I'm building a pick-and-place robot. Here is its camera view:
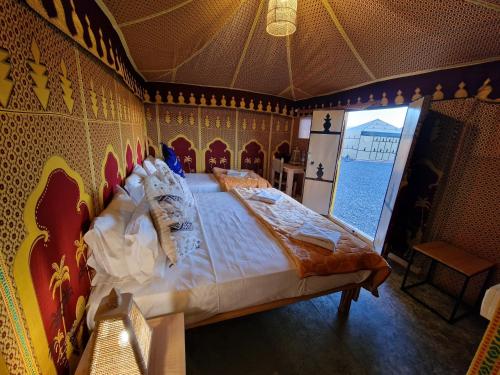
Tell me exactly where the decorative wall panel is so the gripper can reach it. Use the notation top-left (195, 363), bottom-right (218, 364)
top-left (0, 1), bottom-right (146, 373)
top-left (147, 103), bottom-right (295, 178)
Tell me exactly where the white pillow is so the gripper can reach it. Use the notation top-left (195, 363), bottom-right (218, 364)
top-left (124, 173), bottom-right (145, 204)
top-left (143, 159), bottom-right (158, 176)
top-left (84, 188), bottom-right (135, 281)
top-left (124, 199), bottom-right (166, 280)
top-left (84, 188), bottom-right (164, 284)
top-left (132, 164), bottom-right (148, 178)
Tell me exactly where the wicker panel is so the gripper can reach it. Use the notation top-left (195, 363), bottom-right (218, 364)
top-left (101, 0), bottom-right (184, 25)
top-left (232, 3), bottom-right (290, 96)
top-left (91, 320), bottom-right (141, 375)
top-left (329, 0), bottom-right (500, 78)
top-left (290, 0), bottom-right (371, 96)
top-left (120, 0), bottom-right (239, 71)
top-left (174, 0), bottom-right (260, 88)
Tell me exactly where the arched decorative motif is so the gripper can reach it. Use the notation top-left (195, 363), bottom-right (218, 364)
top-left (136, 139), bottom-right (143, 165)
top-left (147, 137), bottom-right (158, 158)
top-left (99, 145), bottom-right (122, 209)
top-left (168, 135), bottom-right (197, 173)
top-left (125, 142), bottom-right (134, 176)
top-left (204, 138), bottom-right (232, 173)
top-left (274, 140), bottom-right (290, 159)
top-left (14, 156), bottom-right (93, 375)
top-left (240, 140), bottom-right (266, 176)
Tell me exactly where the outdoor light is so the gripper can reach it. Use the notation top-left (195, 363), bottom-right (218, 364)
top-left (266, 0), bottom-right (298, 37)
top-left (89, 288), bottom-right (152, 375)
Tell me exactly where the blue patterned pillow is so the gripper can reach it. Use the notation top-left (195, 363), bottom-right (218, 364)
top-left (161, 143), bottom-right (185, 177)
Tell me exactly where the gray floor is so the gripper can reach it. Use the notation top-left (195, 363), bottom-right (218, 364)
top-left (185, 264), bottom-right (487, 375)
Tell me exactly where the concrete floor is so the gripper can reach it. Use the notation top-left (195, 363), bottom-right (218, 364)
top-left (185, 264), bottom-right (487, 375)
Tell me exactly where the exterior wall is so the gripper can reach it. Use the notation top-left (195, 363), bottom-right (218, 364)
top-left (343, 133), bottom-right (399, 162)
top-left (0, 1), bottom-right (146, 373)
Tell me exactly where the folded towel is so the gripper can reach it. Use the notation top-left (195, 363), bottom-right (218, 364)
top-left (251, 190), bottom-right (282, 204)
top-left (291, 223), bottom-right (342, 251)
top-left (227, 169), bottom-right (248, 177)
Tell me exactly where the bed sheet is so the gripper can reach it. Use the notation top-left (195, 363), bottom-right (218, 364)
top-left (86, 192), bottom-right (370, 328)
top-left (184, 173), bottom-right (221, 193)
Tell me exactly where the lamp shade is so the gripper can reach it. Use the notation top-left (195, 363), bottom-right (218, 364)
top-left (90, 289), bottom-right (152, 375)
top-left (266, 0), bottom-right (297, 37)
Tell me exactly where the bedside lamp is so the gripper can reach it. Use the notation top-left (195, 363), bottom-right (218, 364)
top-left (90, 288), bottom-right (152, 375)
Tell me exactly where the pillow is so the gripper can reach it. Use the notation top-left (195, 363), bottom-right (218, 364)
top-left (132, 164), bottom-right (148, 178)
top-left (144, 175), bottom-right (192, 225)
top-left (124, 199), bottom-right (166, 279)
top-left (85, 189), bottom-right (165, 284)
top-left (144, 175), bottom-right (198, 265)
top-left (161, 143), bottom-right (185, 177)
top-left (148, 199), bottom-right (177, 265)
top-left (143, 159), bottom-right (158, 176)
top-left (148, 194), bottom-right (200, 266)
top-left (124, 173), bottom-right (145, 204)
top-left (84, 188), bottom-right (136, 281)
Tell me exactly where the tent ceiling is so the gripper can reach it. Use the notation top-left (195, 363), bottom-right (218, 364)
top-left (101, 0), bottom-right (500, 99)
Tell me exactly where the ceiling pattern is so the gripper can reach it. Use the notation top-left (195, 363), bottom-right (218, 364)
top-left (100, 0), bottom-right (500, 99)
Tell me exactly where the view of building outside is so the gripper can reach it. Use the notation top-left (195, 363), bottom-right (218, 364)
top-left (332, 107), bottom-right (408, 239)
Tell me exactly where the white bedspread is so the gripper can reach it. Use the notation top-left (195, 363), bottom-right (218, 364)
top-left (184, 173), bottom-right (221, 193)
top-left (86, 192), bottom-right (370, 329)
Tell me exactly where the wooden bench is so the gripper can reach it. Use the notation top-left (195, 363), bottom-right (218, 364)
top-left (401, 241), bottom-right (495, 323)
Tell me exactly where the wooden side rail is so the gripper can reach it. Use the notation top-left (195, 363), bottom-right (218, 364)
top-left (186, 284), bottom-right (363, 329)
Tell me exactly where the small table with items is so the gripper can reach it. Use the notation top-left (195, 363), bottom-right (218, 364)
top-left (401, 241), bottom-right (494, 323)
top-left (282, 163), bottom-right (305, 198)
top-left (75, 313), bottom-right (186, 374)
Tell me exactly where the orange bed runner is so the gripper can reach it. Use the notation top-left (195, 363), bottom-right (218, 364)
top-left (232, 188), bottom-right (391, 293)
top-left (212, 168), bottom-right (271, 191)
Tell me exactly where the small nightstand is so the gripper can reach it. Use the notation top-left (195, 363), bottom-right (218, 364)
top-left (75, 313), bottom-right (186, 375)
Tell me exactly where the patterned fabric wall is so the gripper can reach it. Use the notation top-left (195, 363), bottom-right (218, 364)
top-left (24, 0), bottom-right (145, 98)
top-left (0, 1), bottom-right (146, 373)
top-left (145, 103), bottom-right (295, 179)
top-left (380, 98), bottom-right (499, 302)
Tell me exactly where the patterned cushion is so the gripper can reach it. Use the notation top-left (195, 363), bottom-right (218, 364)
top-left (144, 175), bottom-right (199, 265)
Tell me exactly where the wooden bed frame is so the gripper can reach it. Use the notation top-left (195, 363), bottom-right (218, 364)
top-left (186, 283), bottom-right (363, 329)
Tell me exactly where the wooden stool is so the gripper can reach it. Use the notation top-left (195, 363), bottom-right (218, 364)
top-left (401, 241), bottom-right (494, 323)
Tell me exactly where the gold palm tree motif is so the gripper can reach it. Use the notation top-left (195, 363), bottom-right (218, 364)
top-left (244, 157), bottom-right (252, 165)
top-left (254, 157), bottom-right (261, 164)
top-left (209, 156), bottom-right (217, 166)
top-left (49, 255), bottom-right (71, 359)
top-left (183, 155), bottom-right (192, 170)
top-left (74, 232), bottom-right (91, 282)
top-left (53, 328), bottom-right (65, 365)
top-left (220, 156), bottom-right (227, 166)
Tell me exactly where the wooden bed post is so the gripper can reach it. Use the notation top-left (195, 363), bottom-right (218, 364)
top-left (338, 287), bottom-right (360, 315)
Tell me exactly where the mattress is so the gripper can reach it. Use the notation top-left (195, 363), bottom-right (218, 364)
top-left (184, 173), bottom-right (221, 193)
top-left (86, 192), bottom-right (370, 329)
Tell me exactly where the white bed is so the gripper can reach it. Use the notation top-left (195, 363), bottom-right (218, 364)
top-left (184, 173), bottom-right (221, 193)
top-left (87, 192), bottom-right (370, 329)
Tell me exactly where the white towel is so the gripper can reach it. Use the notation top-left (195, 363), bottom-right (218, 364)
top-left (251, 190), bottom-right (282, 204)
top-left (227, 169), bottom-right (248, 177)
top-left (291, 223), bottom-right (342, 251)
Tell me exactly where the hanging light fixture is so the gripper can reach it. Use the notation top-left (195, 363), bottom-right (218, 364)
top-left (266, 0), bottom-right (298, 37)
